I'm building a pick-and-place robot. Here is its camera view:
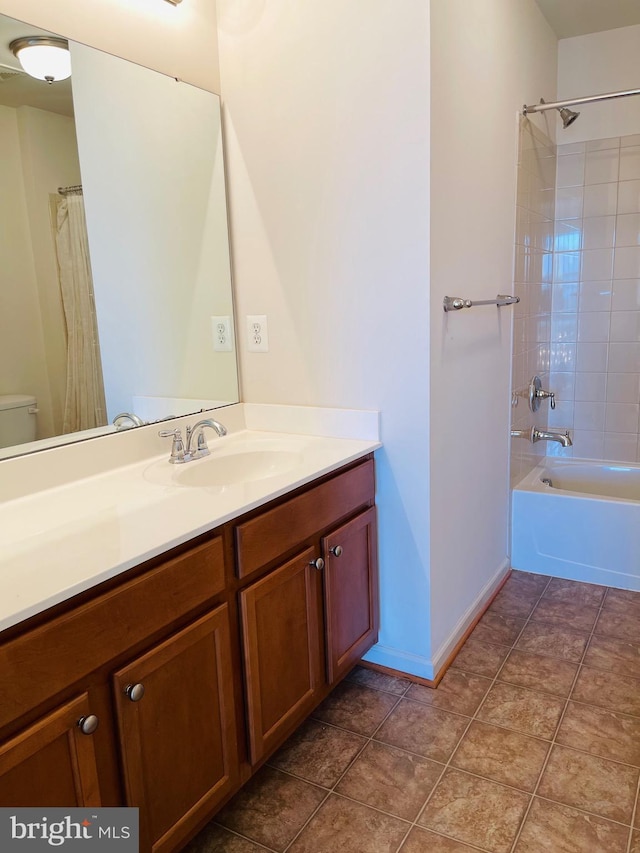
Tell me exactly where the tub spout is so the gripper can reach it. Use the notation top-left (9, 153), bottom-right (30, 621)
top-left (511, 427), bottom-right (572, 447)
top-left (532, 428), bottom-right (572, 447)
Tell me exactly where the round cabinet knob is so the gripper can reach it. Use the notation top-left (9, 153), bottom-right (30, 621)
top-left (330, 545), bottom-right (343, 557)
top-left (125, 683), bottom-right (145, 702)
top-left (309, 557), bottom-right (325, 571)
top-left (77, 715), bottom-right (99, 736)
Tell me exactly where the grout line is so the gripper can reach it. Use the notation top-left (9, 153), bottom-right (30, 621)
top-left (627, 774), bottom-right (640, 853)
top-left (281, 681), bottom-right (412, 852)
top-left (508, 577), bottom-right (614, 852)
top-left (532, 793), bottom-right (635, 829)
top-left (209, 823), bottom-right (279, 852)
top-left (393, 575), bottom-right (555, 853)
top-left (213, 577), bottom-right (640, 853)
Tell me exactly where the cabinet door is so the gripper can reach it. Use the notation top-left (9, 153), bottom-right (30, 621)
top-left (113, 605), bottom-right (238, 853)
top-left (322, 507), bottom-right (379, 683)
top-left (0, 694), bottom-right (101, 807)
top-left (240, 547), bottom-right (322, 765)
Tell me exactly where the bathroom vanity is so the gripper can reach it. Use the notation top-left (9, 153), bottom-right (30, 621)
top-left (0, 419), bottom-right (379, 853)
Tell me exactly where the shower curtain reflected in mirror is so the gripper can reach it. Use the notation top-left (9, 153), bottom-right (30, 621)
top-left (54, 190), bottom-right (107, 434)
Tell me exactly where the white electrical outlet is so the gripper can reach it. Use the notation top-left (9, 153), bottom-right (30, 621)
top-left (212, 315), bottom-right (234, 352)
top-left (246, 315), bottom-right (269, 352)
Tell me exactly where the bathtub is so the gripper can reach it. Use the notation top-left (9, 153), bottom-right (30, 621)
top-left (511, 459), bottom-right (640, 591)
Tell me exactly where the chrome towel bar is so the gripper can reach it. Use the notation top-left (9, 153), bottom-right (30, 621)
top-left (443, 294), bottom-right (520, 312)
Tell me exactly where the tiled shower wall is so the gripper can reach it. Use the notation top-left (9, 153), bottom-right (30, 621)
top-left (510, 119), bottom-right (556, 487)
top-left (549, 133), bottom-right (640, 461)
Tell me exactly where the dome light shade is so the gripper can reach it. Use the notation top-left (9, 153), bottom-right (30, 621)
top-left (10, 36), bottom-right (71, 84)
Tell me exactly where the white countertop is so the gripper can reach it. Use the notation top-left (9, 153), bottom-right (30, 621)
top-left (0, 406), bottom-right (380, 633)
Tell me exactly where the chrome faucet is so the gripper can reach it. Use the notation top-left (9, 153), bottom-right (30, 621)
top-left (113, 411), bottom-right (146, 429)
top-left (185, 418), bottom-right (228, 458)
top-left (158, 418), bottom-right (227, 464)
top-left (511, 427), bottom-right (572, 447)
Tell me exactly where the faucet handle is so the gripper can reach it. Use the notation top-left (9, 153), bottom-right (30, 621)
top-left (529, 376), bottom-right (556, 411)
top-left (158, 428), bottom-right (186, 464)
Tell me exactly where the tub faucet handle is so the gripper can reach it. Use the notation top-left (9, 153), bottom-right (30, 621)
top-left (529, 376), bottom-right (556, 411)
top-left (539, 389), bottom-right (556, 410)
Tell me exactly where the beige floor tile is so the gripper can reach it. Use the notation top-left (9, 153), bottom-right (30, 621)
top-left (530, 598), bottom-right (600, 632)
top-left (543, 577), bottom-right (606, 607)
top-left (345, 665), bottom-right (411, 695)
top-left (451, 720), bottom-right (549, 792)
top-left (472, 612), bottom-right (525, 646)
top-left (336, 740), bottom-right (443, 821)
top-left (604, 588), bottom-right (640, 614)
top-left (572, 666), bottom-right (640, 718)
top-left (406, 670), bottom-right (492, 716)
top-left (312, 680), bottom-right (398, 735)
top-left (183, 825), bottom-right (268, 853)
top-left (418, 768), bottom-right (529, 853)
top-left (375, 698), bottom-right (469, 763)
top-left (515, 622), bottom-right (589, 662)
top-left (584, 635), bottom-right (640, 679)
top-left (508, 571), bottom-right (550, 595)
top-left (476, 682), bottom-right (565, 739)
top-left (288, 794), bottom-right (408, 853)
top-left (631, 829), bottom-right (640, 853)
top-left (400, 827), bottom-right (481, 852)
top-left (537, 744), bottom-right (638, 824)
top-left (268, 719), bottom-right (366, 787)
top-left (595, 608), bottom-right (640, 644)
top-left (557, 701), bottom-right (640, 766)
top-left (499, 649), bottom-right (578, 697)
top-left (450, 637), bottom-right (510, 678)
top-left (215, 766), bottom-right (326, 852)
top-left (514, 797), bottom-right (629, 853)
top-left (488, 586), bottom-right (541, 619)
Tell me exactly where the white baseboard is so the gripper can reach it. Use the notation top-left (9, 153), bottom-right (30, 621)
top-left (361, 644), bottom-right (435, 681)
top-left (430, 558), bottom-right (511, 676)
top-left (362, 558), bottom-right (510, 682)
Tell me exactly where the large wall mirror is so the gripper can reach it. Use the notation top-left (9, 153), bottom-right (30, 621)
top-left (0, 13), bottom-right (238, 460)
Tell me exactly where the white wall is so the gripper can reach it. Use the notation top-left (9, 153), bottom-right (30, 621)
top-left (0, 0), bottom-right (220, 92)
top-left (219, 0), bottom-right (558, 679)
top-left (217, 0), bottom-right (434, 676)
top-left (559, 25), bottom-right (640, 143)
top-left (429, 0), bottom-right (557, 663)
top-left (72, 43), bottom-right (237, 420)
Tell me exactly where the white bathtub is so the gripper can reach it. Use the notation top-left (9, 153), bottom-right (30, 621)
top-left (511, 459), bottom-right (640, 591)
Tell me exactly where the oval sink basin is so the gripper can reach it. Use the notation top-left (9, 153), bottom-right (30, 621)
top-left (175, 449), bottom-right (301, 488)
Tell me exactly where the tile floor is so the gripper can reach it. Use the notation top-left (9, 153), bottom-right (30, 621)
top-left (185, 571), bottom-right (640, 853)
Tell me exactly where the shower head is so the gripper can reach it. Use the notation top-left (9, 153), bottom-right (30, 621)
top-left (535, 98), bottom-right (580, 129)
top-left (558, 106), bottom-right (580, 128)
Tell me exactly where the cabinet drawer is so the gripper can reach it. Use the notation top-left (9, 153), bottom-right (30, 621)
top-left (235, 459), bottom-right (374, 578)
top-left (0, 536), bottom-right (226, 730)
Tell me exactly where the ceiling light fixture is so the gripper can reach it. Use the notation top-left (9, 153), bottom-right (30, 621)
top-left (164, 0), bottom-right (183, 5)
top-left (10, 36), bottom-right (71, 84)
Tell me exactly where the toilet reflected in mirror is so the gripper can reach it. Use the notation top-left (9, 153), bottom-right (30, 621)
top-left (0, 396), bottom-right (38, 449)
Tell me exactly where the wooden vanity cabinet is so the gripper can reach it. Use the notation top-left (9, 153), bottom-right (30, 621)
top-left (0, 693), bottom-right (102, 808)
top-left (0, 454), bottom-right (378, 853)
top-left (322, 505), bottom-right (379, 683)
top-left (236, 458), bottom-right (378, 766)
top-left (0, 532), bottom-right (238, 853)
top-left (240, 547), bottom-right (324, 764)
top-left (113, 606), bottom-right (238, 853)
